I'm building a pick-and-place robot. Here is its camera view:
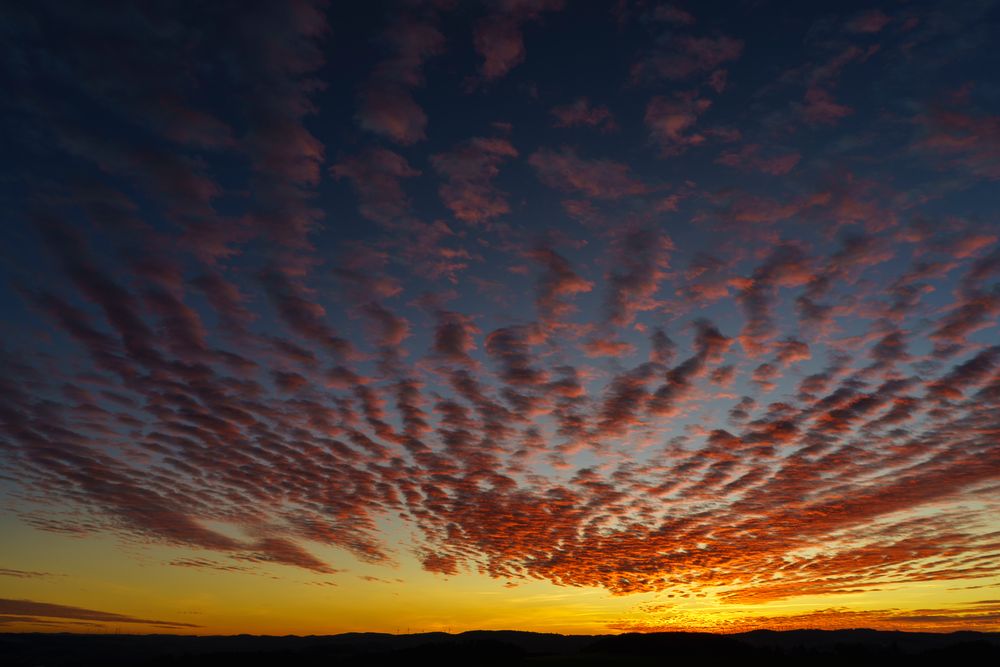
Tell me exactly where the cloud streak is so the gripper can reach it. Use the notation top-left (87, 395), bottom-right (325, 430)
top-left (0, 599), bottom-right (199, 629)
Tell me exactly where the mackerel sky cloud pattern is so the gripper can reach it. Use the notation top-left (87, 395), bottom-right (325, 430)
top-left (2, 0), bottom-right (1000, 634)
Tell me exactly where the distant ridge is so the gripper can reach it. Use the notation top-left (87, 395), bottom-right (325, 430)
top-left (3, 629), bottom-right (1000, 666)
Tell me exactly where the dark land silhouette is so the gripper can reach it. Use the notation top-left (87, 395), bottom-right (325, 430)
top-left (3, 629), bottom-right (1000, 666)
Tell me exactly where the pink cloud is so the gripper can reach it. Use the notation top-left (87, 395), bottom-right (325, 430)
top-left (847, 9), bottom-right (891, 34)
top-left (801, 87), bottom-right (854, 125)
top-left (645, 93), bottom-right (712, 155)
top-left (356, 17), bottom-right (444, 144)
top-left (473, 0), bottom-right (565, 81)
top-left (915, 108), bottom-right (1000, 181)
top-left (357, 85), bottom-right (429, 145)
top-left (431, 137), bottom-right (519, 224)
top-left (583, 336), bottom-right (636, 358)
top-left (373, 18), bottom-right (445, 87)
top-left (432, 310), bottom-right (480, 366)
top-left (531, 246), bottom-right (594, 324)
top-left (331, 147), bottom-right (421, 225)
top-left (475, 17), bottom-right (525, 80)
top-left (653, 4), bottom-right (696, 25)
top-left (604, 227), bottom-right (673, 327)
top-left (717, 144), bottom-right (801, 175)
top-left (632, 34), bottom-right (743, 82)
top-left (550, 98), bottom-right (617, 131)
top-left (529, 147), bottom-right (650, 199)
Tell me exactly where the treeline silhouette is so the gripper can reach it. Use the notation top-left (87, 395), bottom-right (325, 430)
top-left (3, 629), bottom-right (1000, 666)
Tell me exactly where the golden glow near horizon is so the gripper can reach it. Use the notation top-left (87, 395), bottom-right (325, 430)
top-left (3, 512), bottom-right (999, 635)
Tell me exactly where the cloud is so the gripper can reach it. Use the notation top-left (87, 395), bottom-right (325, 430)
top-left (0, 569), bottom-right (57, 579)
top-left (551, 98), bottom-right (616, 131)
top-left (653, 5), bottom-right (696, 26)
top-left (431, 137), bottom-right (519, 224)
top-left (233, 0), bottom-right (330, 255)
top-left (583, 336), bottom-right (636, 358)
top-left (915, 108), bottom-right (1000, 181)
top-left (18, 212), bottom-right (1000, 606)
top-left (801, 87), bottom-right (853, 125)
top-left (605, 227), bottom-right (673, 327)
top-left (774, 338), bottom-right (811, 364)
top-left (0, 599), bottom-right (199, 629)
top-left (357, 86), bottom-right (429, 145)
top-left (736, 243), bottom-right (813, 356)
top-left (331, 148), bottom-right (421, 226)
top-left (420, 551), bottom-right (459, 575)
top-left (645, 93), bottom-right (712, 155)
top-left (258, 269), bottom-right (352, 357)
top-left (356, 17), bottom-right (443, 144)
top-left (485, 326), bottom-right (548, 386)
top-left (373, 17), bottom-right (446, 87)
top-left (716, 144), bottom-right (801, 175)
top-left (648, 319), bottom-right (732, 415)
top-left (5, 0), bottom-right (1000, 622)
top-left (613, 601), bottom-right (1000, 633)
top-left (473, 0), bottom-right (565, 81)
top-left (928, 287), bottom-right (1000, 358)
top-left (594, 362), bottom-right (657, 437)
top-left (632, 35), bottom-right (743, 82)
top-left (529, 147), bottom-right (650, 199)
top-left (240, 537), bottom-right (338, 574)
top-left (531, 246), bottom-right (593, 325)
top-left (191, 271), bottom-right (256, 336)
top-left (431, 310), bottom-right (480, 366)
top-left (333, 260), bottom-right (411, 351)
top-left (927, 345), bottom-right (1000, 401)
top-left (474, 17), bottom-right (526, 81)
top-left (846, 9), bottom-right (891, 34)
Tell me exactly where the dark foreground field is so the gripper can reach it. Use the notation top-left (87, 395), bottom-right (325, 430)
top-left (4, 629), bottom-right (1000, 666)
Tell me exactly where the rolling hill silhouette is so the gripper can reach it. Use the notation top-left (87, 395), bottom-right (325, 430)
top-left (3, 629), bottom-right (1000, 666)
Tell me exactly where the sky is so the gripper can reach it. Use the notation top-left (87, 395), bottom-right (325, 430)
top-left (1, 0), bottom-right (1000, 636)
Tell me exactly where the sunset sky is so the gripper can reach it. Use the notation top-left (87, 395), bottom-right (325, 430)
top-left (2, 0), bottom-right (1000, 635)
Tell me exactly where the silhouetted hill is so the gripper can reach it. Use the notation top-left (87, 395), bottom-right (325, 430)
top-left (2, 629), bottom-right (999, 666)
